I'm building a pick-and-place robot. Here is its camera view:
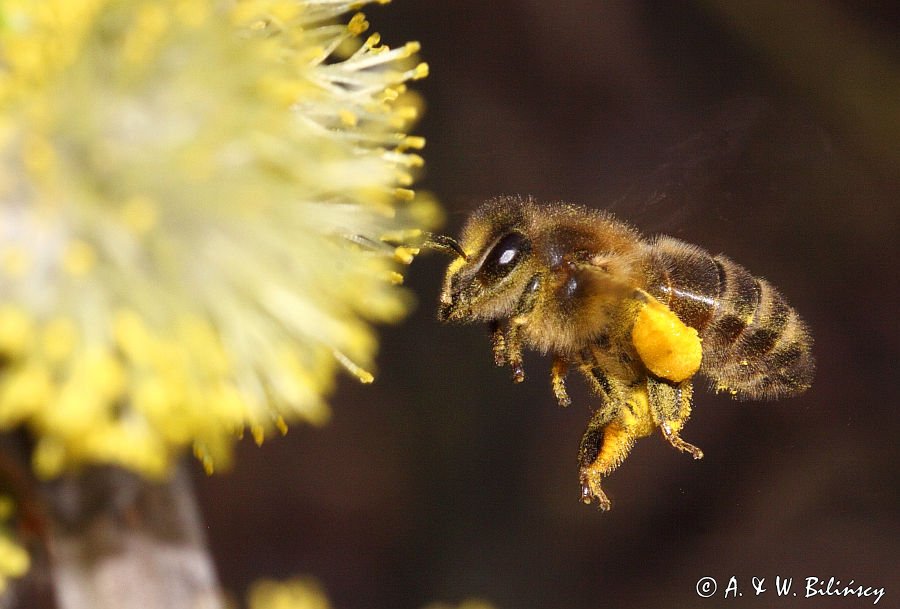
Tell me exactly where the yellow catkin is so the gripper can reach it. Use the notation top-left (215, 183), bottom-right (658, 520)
top-left (0, 0), bottom-right (439, 480)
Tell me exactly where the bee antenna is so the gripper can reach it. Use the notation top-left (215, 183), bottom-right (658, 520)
top-left (423, 233), bottom-right (468, 261)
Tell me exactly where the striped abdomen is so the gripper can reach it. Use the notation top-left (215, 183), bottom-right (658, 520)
top-left (644, 236), bottom-right (814, 400)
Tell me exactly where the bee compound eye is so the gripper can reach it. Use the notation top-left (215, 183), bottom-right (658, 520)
top-left (479, 232), bottom-right (530, 282)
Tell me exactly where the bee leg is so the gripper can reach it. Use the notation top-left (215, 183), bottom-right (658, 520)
top-left (661, 423), bottom-right (704, 460)
top-left (490, 320), bottom-right (522, 382)
top-left (551, 356), bottom-right (571, 407)
top-left (489, 320), bottom-right (507, 367)
top-left (577, 406), bottom-right (636, 511)
top-left (505, 274), bottom-right (542, 384)
top-left (648, 378), bottom-right (704, 460)
top-left (506, 322), bottom-right (525, 383)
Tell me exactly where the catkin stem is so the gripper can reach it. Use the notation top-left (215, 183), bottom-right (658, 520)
top-left (40, 464), bottom-right (222, 609)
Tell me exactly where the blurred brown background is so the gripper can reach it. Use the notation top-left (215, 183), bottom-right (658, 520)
top-left (196, 2), bottom-right (899, 608)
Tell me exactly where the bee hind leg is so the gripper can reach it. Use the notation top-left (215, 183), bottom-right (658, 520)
top-left (578, 406), bottom-right (636, 511)
top-left (649, 378), bottom-right (704, 459)
top-left (660, 422), bottom-right (704, 460)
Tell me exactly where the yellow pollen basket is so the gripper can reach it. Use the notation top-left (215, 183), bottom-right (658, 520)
top-left (631, 295), bottom-right (702, 383)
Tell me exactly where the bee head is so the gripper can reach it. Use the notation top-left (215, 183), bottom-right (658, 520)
top-left (436, 198), bottom-right (536, 323)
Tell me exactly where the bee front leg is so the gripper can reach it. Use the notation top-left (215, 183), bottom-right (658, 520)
top-left (489, 321), bottom-right (524, 384)
top-left (551, 356), bottom-right (571, 407)
top-left (648, 378), bottom-right (704, 460)
top-left (504, 274), bottom-right (542, 384)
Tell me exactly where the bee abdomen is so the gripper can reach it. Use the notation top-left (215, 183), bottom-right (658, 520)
top-left (645, 237), bottom-right (814, 400)
top-left (644, 237), bottom-right (721, 332)
top-left (704, 257), bottom-right (814, 399)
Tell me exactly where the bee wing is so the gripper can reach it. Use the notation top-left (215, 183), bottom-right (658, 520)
top-left (606, 98), bottom-right (831, 250)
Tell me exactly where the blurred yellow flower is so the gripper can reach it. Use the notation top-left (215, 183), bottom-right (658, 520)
top-left (247, 577), bottom-right (499, 609)
top-left (0, 0), bottom-right (438, 478)
top-left (248, 577), bottom-right (330, 609)
top-left (0, 534), bottom-right (29, 595)
top-left (0, 497), bottom-right (28, 594)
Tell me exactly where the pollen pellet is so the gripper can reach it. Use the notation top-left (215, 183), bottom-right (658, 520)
top-left (631, 297), bottom-right (702, 383)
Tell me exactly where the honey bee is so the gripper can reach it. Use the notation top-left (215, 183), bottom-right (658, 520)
top-left (432, 195), bottom-right (814, 510)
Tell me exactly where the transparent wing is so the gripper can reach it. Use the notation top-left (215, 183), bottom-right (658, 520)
top-left (605, 98), bottom-right (833, 251)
